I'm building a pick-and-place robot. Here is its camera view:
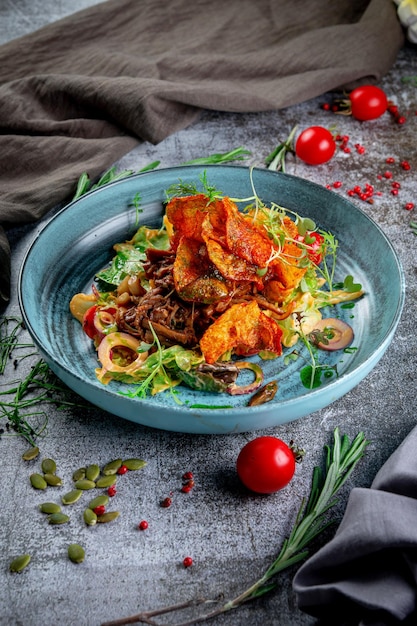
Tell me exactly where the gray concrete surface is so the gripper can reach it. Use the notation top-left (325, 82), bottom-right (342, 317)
top-left (1, 3), bottom-right (416, 626)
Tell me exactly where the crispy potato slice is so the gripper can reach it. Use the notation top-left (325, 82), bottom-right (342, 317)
top-left (199, 301), bottom-right (282, 364)
top-left (224, 206), bottom-right (274, 268)
top-left (166, 195), bottom-right (238, 251)
top-left (165, 194), bottom-right (210, 250)
top-left (269, 241), bottom-right (307, 289)
top-left (205, 238), bottom-right (263, 288)
top-left (173, 237), bottom-right (230, 303)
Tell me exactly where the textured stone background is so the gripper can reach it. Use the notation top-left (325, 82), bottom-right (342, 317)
top-left (1, 3), bottom-right (416, 626)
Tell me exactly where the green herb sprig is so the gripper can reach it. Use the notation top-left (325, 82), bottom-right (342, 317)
top-left (102, 428), bottom-right (369, 626)
top-left (72, 147), bottom-right (251, 202)
top-left (265, 125), bottom-right (298, 172)
top-left (0, 359), bottom-right (85, 446)
top-left (0, 316), bottom-right (87, 445)
top-left (0, 316), bottom-right (33, 374)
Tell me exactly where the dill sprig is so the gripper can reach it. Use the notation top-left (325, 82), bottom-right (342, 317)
top-left (102, 428), bottom-right (369, 626)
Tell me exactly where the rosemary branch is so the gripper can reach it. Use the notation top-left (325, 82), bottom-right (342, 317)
top-left (102, 428), bottom-right (369, 626)
top-left (72, 147), bottom-right (252, 202)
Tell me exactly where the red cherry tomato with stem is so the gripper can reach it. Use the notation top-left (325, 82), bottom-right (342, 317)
top-left (236, 436), bottom-right (296, 494)
top-left (295, 126), bottom-right (336, 165)
top-left (349, 85), bottom-right (387, 121)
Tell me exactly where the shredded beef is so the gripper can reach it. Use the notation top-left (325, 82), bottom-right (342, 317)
top-left (116, 247), bottom-right (280, 349)
top-left (116, 249), bottom-right (199, 347)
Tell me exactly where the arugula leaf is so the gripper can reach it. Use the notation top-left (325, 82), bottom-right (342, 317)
top-left (96, 226), bottom-right (170, 286)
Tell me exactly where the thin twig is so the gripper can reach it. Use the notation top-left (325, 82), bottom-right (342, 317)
top-left (101, 598), bottom-right (212, 626)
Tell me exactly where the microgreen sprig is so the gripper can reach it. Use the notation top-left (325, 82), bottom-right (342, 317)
top-left (103, 428), bottom-right (369, 626)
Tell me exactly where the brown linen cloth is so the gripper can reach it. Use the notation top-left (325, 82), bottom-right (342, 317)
top-left (293, 424), bottom-right (417, 625)
top-left (0, 0), bottom-right (404, 306)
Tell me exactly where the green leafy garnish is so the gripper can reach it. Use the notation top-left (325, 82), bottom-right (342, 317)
top-left (165, 171), bottom-right (224, 203)
top-left (343, 274), bottom-right (362, 293)
top-left (95, 225), bottom-right (170, 286)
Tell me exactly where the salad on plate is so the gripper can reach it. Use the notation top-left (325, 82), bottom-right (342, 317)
top-left (70, 174), bottom-right (364, 404)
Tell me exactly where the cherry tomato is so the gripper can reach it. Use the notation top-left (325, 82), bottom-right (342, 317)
top-left (295, 126), bottom-right (336, 165)
top-left (349, 85), bottom-right (387, 121)
top-left (82, 305), bottom-right (99, 339)
top-left (236, 436), bottom-right (296, 494)
top-left (297, 231), bottom-right (324, 265)
top-left (82, 305), bottom-right (117, 342)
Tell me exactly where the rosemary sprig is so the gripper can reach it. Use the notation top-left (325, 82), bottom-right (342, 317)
top-left (72, 147), bottom-right (251, 202)
top-left (410, 220), bottom-right (417, 236)
top-left (103, 428), bottom-right (369, 626)
top-left (182, 146), bottom-right (251, 165)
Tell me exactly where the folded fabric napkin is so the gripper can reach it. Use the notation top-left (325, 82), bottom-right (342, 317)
top-left (293, 425), bottom-right (417, 625)
top-left (0, 0), bottom-right (404, 306)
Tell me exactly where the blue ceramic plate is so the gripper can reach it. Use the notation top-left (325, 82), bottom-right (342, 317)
top-left (18, 165), bottom-right (405, 434)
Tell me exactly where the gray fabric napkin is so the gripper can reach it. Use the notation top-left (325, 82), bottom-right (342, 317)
top-left (293, 425), bottom-right (417, 625)
top-left (0, 0), bottom-right (404, 306)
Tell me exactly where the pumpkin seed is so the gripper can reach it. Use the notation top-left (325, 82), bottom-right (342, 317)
top-left (43, 473), bottom-right (63, 487)
top-left (68, 544), bottom-right (85, 564)
top-left (41, 458), bottom-right (57, 474)
top-left (30, 473), bottom-right (47, 490)
top-left (102, 459), bottom-right (122, 475)
top-left (22, 446), bottom-right (40, 461)
top-left (48, 512), bottom-right (70, 525)
top-left (96, 475), bottom-right (117, 488)
top-left (10, 554), bottom-right (31, 572)
top-left (39, 502), bottom-right (62, 514)
top-left (122, 458), bottom-right (147, 471)
top-left (72, 467), bottom-right (86, 482)
top-left (62, 489), bottom-right (83, 505)
top-left (88, 494), bottom-right (109, 509)
top-left (74, 478), bottom-right (96, 490)
top-left (85, 464), bottom-right (100, 482)
top-left (96, 511), bottom-right (120, 523)
top-left (83, 508), bottom-right (98, 526)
